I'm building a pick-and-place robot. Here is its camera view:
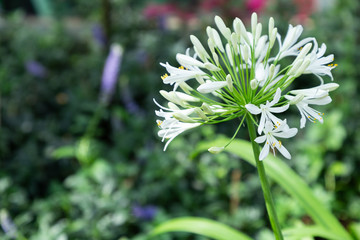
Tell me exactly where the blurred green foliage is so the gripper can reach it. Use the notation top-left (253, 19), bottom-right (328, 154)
top-left (0, 0), bottom-right (359, 239)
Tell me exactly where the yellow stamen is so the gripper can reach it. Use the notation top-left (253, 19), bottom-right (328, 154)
top-left (157, 120), bottom-right (163, 126)
top-left (279, 141), bottom-right (282, 147)
top-left (161, 74), bottom-right (168, 80)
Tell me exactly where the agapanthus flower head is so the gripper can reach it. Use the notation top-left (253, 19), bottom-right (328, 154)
top-left (154, 13), bottom-right (338, 160)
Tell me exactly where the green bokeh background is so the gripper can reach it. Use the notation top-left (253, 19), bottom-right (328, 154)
top-left (0, 0), bottom-right (359, 239)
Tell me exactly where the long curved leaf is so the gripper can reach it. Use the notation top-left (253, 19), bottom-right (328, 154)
top-left (151, 217), bottom-right (252, 240)
top-left (283, 226), bottom-right (345, 240)
top-left (193, 137), bottom-right (351, 240)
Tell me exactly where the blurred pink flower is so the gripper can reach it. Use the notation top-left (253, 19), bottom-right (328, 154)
top-left (293, 0), bottom-right (316, 24)
top-left (246, 0), bottom-right (267, 12)
top-left (200, 0), bottom-right (228, 11)
top-left (143, 3), bottom-right (177, 20)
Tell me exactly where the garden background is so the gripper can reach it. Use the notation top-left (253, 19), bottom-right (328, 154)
top-left (0, 0), bottom-right (359, 239)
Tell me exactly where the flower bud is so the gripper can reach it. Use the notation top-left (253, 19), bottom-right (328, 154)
top-left (201, 102), bottom-right (214, 114)
top-left (215, 16), bottom-right (231, 40)
top-left (211, 28), bottom-right (225, 52)
top-left (208, 146), bottom-right (225, 154)
top-left (288, 94), bottom-right (304, 105)
top-left (176, 54), bottom-right (205, 68)
top-left (294, 58), bottom-right (311, 77)
top-left (194, 107), bottom-right (209, 121)
top-left (190, 35), bottom-right (210, 61)
top-left (226, 44), bottom-right (234, 66)
top-left (204, 62), bottom-right (221, 71)
top-left (295, 43), bottom-right (312, 62)
top-left (251, 12), bottom-right (258, 36)
top-left (268, 64), bottom-right (276, 80)
top-left (255, 23), bottom-right (262, 44)
top-left (269, 28), bottom-right (277, 48)
top-left (231, 32), bottom-right (239, 54)
top-left (207, 39), bottom-right (215, 53)
top-left (212, 52), bottom-right (220, 66)
top-left (173, 112), bottom-right (197, 123)
top-left (233, 18), bottom-right (250, 46)
top-left (226, 74), bottom-right (233, 92)
top-left (250, 79), bottom-right (259, 90)
top-left (197, 80), bottom-right (228, 93)
top-left (318, 83), bottom-right (339, 92)
top-left (241, 44), bottom-right (250, 62)
top-left (268, 17), bottom-right (274, 35)
top-left (288, 59), bottom-right (303, 76)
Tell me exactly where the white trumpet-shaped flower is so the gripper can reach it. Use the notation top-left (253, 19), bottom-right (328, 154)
top-left (255, 121), bottom-right (298, 160)
top-left (303, 42), bottom-right (336, 82)
top-left (245, 88), bottom-right (289, 134)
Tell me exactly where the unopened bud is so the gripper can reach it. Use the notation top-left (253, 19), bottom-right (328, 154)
top-left (215, 16), bottom-right (231, 40)
top-left (194, 107), bottom-right (209, 121)
top-left (226, 74), bottom-right (233, 92)
top-left (173, 112), bottom-right (197, 123)
top-left (226, 44), bottom-right (234, 66)
top-left (288, 60), bottom-right (303, 76)
top-left (288, 94), bottom-right (304, 105)
top-left (268, 17), bottom-right (274, 35)
top-left (251, 12), bottom-right (258, 36)
top-left (255, 23), bottom-right (262, 44)
top-left (208, 146), bottom-right (225, 154)
top-left (250, 79), bottom-right (259, 90)
top-left (268, 64), bottom-right (276, 80)
top-left (269, 28), bottom-right (277, 48)
top-left (231, 32), bottom-right (239, 54)
top-left (211, 28), bottom-right (225, 52)
top-left (208, 39), bottom-right (215, 53)
top-left (294, 58), bottom-right (311, 77)
top-left (190, 35), bottom-right (210, 61)
top-left (295, 43), bottom-right (312, 62)
top-left (212, 52), bottom-right (220, 66)
top-left (201, 103), bottom-right (214, 114)
top-left (318, 83), bottom-right (339, 92)
top-left (204, 62), bottom-right (221, 71)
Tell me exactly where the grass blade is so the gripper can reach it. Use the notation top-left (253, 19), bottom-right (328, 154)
top-left (151, 217), bottom-right (252, 240)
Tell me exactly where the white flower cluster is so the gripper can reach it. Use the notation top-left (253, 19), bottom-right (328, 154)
top-left (155, 13), bottom-right (338, 160)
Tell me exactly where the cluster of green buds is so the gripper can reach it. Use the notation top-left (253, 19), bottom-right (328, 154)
top-left (154, 13), bottom-right (338, 160)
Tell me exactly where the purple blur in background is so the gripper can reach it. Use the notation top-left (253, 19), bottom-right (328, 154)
top-left (25, 60), bottom-right (47, 78)
top-left (100, 43), bottom-right (123, 103)
top-left (132, 205), bottom-right (157, 221)
top-left (92, 24), bottom-right (107, 47)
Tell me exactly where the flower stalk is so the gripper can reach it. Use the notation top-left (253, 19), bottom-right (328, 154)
top-left (246, 114), bottom-right (284, 240)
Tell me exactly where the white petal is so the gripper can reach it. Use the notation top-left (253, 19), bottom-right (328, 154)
top-left (258, 113), bottom-right (266, 135)
top-left (259, 143), bottom-right (270, 161)
top-left (277, 145), bottom-right (291, 159)
top-left (273, 128), bottom-right (298, 138)
top-left (197, 81), bottom-right (228, 93)
top-left (255, 135), bottom-right (267, 143)
top-left (245, 104), bottom-right (261, 114)
top-left (269, 104), bottom-right (289, 113)
top-left (176, 54), bottom-right (205, 68)
top-left (269, 88), bottom-right (282, 106)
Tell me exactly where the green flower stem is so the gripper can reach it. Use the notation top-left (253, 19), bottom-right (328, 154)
top-left (245, 114), bottom-right (284, 240)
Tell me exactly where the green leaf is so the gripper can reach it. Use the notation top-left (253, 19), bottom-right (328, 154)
top-left (51, 145), bottom-right (75, 159)
top-left (193, 137), bottom-right (352, 240)
top-left (151, 217), bottom-right (252, 240)
top-left (283, 226), bottom-right (345, 240)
